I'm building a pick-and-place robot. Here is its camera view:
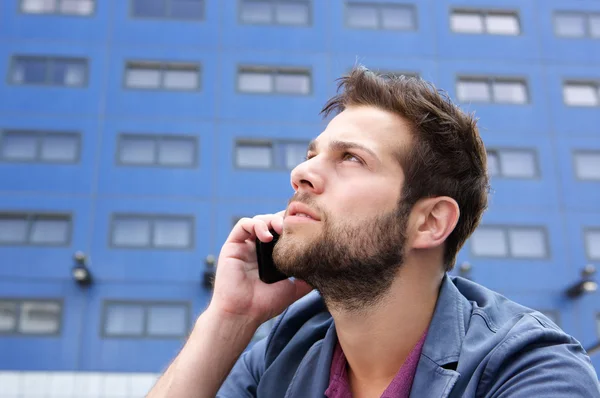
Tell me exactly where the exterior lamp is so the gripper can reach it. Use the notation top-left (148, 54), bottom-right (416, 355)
top-left (203, 254), bottom-right (216, 289)
top-left (565, 265), bottom-right (597, 299)
top-left (72, 251), bottom-right (93, 286)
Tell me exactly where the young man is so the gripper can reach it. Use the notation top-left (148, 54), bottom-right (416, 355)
top-left (148, 67), bottom-right (600, 398)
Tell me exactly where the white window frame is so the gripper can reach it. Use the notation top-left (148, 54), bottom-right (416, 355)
top-left (456, 76), bottom-right (529, 104)
top-left (124, 61), bottom-right (201, 91)
top-left (116, 133), bottom-right (198, 168)
top-left (471, 225), bottom-right (550, 259)
top-left (110, 214), bottom-right (195, 250)
top-left (486, 148), bottom-right (539, 179)
top-left (0, 299), bottom-right (63, 336)
top-left (239, 0), bottom-right (312, 26)
top-left (0, 130), bottom-right (81, 164)
top-left (101, 300), bottom-right (191, 338)
top-left (0, 212), bottom-right (72, 246)
top-left (345, 2), bottom-right (417, 31)
top-left (237, 66), bottom-right (312, 95)
top-left (450, 9), bottom-right (521, 35)
top-left (234, 139), bottom-right (309, 170)
top-left (563, 81), bottom-right (600, 107)
top-left (130, 0), bottom-right (205, 20)
top-left (10, 56), bottom-right (88, 87)
top-left (20, 0), bottom-right (95, 16)
top-left (554, 11), bottom-right (600, 39)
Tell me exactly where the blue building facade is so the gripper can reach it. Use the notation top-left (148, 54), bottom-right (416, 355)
top-left (0, 0), bottom-right (599, 395)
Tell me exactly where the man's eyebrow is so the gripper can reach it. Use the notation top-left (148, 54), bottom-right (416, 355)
top-left (307, 140), bottom-right (379, 161)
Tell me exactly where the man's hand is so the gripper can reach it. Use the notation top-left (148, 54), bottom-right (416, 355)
top-left (209, 212), bottom-right (313, 326)
top-left (147, 211), bottom-right (312, 398)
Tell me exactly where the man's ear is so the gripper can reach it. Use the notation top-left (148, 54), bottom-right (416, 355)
top-left (410, 197), bottom-right (460, 250)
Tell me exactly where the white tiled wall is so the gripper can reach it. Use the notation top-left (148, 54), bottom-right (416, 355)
top-left (0, 371), bottom-right (159, 398)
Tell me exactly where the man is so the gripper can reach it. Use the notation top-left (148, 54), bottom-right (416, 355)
top-left (148, 67), bottom-right (600, 397)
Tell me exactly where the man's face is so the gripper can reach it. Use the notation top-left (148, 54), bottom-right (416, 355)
top-left (273, 105), bottom-right (413, 312)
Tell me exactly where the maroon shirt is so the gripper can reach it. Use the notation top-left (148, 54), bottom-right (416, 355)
top-left (324, 330), bottom-right (428, 398)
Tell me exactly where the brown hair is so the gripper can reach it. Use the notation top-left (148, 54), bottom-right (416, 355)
top-left (321, 66), bottom-right (489, 271)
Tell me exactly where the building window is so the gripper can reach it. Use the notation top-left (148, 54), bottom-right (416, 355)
top-left (9, 56), bottom-right (87, 87)
top-left (21, 0), bottom-right (94, 15)
top-left (538, 310), bottom-right (560, 326)
top-left (235, 139), bottom-right (308, 170)
top-left (240, 0), bottom-right (310, 26)
top-left (111, 214), bottom-right (194, 249)
top-left (573, 151), bottom-right (600, 180)
top-left (554, 12), bottom-right (600, 39)
top-left (471, 226), bottom-right (549, 258)
top-left (450, 9), bottom-right (520, 35)
top-left (0, 130), bottom-right (80, 163)
top-left (102, 301), bottom-right (190, 338)
top-left (0, 213), bottom-right (71, 246)
top-left (117, 134), bottom-right (197, 168)
top-left (487, 149), bottom-right (538, 179)
top-left (131, 0), bottom-right (204, 20)
top-left (346, 2), bottom-right (416, 31)
top-left (237, 66), bottom-right (311, 95)
top-left (563, 81), bottom-right (600, 107)
top-left (456, 76), bottom-right (528, 104)
top-left (0, 299), bottom-right (62, 335)
top-left (125, 61), bottom-right (201, 91)
top-left (584, 229), bottom-right (600, 261)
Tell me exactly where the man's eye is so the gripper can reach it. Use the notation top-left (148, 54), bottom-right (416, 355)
top-left (342, 152), bottom-right (361, 163)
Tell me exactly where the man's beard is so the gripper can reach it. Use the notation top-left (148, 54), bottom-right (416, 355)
top-left (273, 196), bottom-right (410, 313)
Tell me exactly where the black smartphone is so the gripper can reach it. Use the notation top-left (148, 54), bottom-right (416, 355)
top-left (256, 231), bottom-right (288, 284)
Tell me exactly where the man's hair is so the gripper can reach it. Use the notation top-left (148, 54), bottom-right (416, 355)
top-left (321, 66), bottom-right (489, 271)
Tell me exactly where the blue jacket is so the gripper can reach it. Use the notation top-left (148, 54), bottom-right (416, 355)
top-left (218, 276), bottom-right (600, 397)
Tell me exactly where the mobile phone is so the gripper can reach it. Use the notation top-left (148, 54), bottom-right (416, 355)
top-left (256, 231), bottom-right (289, 284)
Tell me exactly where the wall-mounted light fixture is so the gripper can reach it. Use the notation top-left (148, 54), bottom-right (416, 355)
top-left (565, 265), bottom-right (597, 299)
top-left (72, 251), bottom-right (93, 286)
top-left (203, 254), bottom-right (216, 289)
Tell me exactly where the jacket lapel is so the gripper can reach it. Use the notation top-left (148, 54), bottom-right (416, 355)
top-left (409, 276), bottom-right (472, 398)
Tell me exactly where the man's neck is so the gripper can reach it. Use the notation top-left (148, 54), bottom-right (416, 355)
top-left (329, 259), bottom-right (443, 392)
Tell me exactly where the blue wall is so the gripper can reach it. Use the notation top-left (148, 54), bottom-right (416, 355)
top-left (0, 0), bottom-right (599, 373)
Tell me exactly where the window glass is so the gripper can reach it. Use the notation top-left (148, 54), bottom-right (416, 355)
top-left (485, 13), bottom-right (519, 35)
top-left (170, 0), bottom-right (204, 20)
top-left (238, 71), bottom-right (273, 93)
top-left (0, 216), bottom-right (28, 244)
top-left (112, 218), bottom-right (151, 247)
top-left (0, 301), bottom-right (18, 332)
top-left (30, 216), bottom-right (70, 245)
top-left (275, 2), bottom-right (309, 25)
top-left (347, 4), bottom-right (378, 29)
top-left (126, 64), bottom-right (162, 89)
top-left (487, 150), bottom-right (499, 176)
top-left (153, 218), bottom-right (192, 248)
top-left (457, 80), bottom-right (490, 102)
top-left (236, 143), bottom-right (272, 168)
top-left (509, 228), bottom-right (547, 258)
top-left (104, 303), bottom-right (144, 336)
top-left (585, 230), bottom-right (600, 260)
top-left (493, 80), bottom-right (527, 104)
top-left (274, 72), bottom-right (310, 94)
top-left (555, 14), bottom-right (586, 37)
top-left (563, 83), bottom-right (598, 107)
top-left (147, 305), bottom-right (187, 336)
top-left (283, 142), bottom-right (307, 169)
top-left (163, 66), bottom-right (199, 90)
top-left (132, 0), bottom-right (165, 18)
top-left (590, 15), bottom-right (600, 38)
top-left (22, 0), bottom-right (56, 13)
top-left (41, 134), bottom-right (78, 162)
top-left (574, 152), bottom-right (600, 180)
top-left (51, 59), bottom-right (86, 86)
top-left (60, 0), bottom-right (94, 15)
top-left (241, 1), bottom-right (271, 23)
top-left (499, 151), bottom-right (537, 178)
top-left (158, 138), bottom-right (195, 166)
top-left (381, 6), bottom-right (414, 30)
top-left (120, 137), bottom-right (156, 165)
top-left (12, 57), bottom-right (47, 85)
top-left (19, 302), bottom-right (61, 334)
top-left (1, 132), bottom-right (38, 161)
top-left (451, 12), bottom-right (483, 33)
top-left (471, 227), bottom-right (507, 257)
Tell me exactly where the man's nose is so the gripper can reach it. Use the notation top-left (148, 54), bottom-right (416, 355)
top-left (290, 158), bottom-right (324, 194)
